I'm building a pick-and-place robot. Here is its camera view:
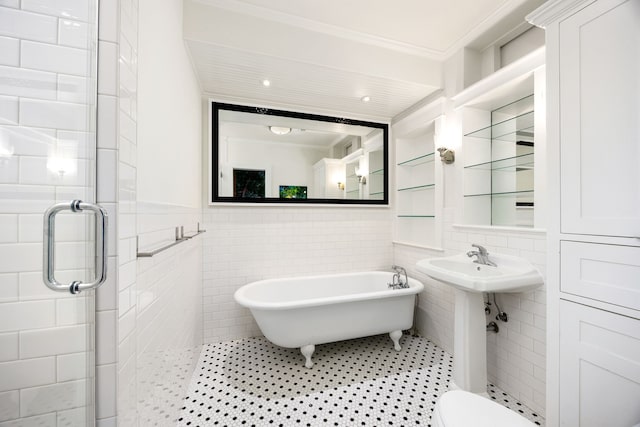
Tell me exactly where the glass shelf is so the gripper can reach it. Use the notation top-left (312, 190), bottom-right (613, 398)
top-left (397, 215), bottom-right (435, 218)
top-left (464, 111), bottom-right (534, 141)
top-left (370, 191), bottom-right (384, 196)
top-left (397, 152), bottom-right (435, 167)
top-left (464, 190), bottom-right (534, 198)
top-left (398, 183), bottom-right (435, 192)
top-left (370, 168), bottom-right (384, 175)
top-left (465, 153), bottom-right (535, 171)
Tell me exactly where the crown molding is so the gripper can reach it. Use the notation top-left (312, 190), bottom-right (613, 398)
top-left (451, 46), bottom-right (545, 108)
top-left (193, 0), bottom-right (444, 59)
top-left (193, 0), bottom-right (543, 62)
top-left (526, 0), bottom-right (596, 28)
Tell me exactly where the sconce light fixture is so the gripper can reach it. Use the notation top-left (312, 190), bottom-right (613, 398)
top-left (355, 167), bottom-right (367, 184)
top-left (437, 147), bottom-right (455, 164)
top-left (337, 182), bottom-right (345, 190)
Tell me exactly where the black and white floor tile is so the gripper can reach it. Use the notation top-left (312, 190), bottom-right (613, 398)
top-left (177, 334), bottom-right (543, 426)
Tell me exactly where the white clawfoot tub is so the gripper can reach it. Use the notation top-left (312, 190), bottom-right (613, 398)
top-left (234, 271), bottom-right (424, 368)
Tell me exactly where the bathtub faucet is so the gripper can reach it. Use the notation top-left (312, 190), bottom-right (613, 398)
top-left (389, 265), bottom-right (409, 289)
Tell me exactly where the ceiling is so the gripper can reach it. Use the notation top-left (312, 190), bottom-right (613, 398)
top-left (184, 0), bottom-right (542, 121)
top-left (220, 109), bottom-right (381, 150)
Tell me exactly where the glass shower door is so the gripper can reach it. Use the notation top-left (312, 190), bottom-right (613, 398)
top-left (0, 0), bottom-right (100, 424)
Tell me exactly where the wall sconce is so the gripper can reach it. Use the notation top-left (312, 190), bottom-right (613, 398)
top-left (355, 167), bottom-right (367, 184)
top-left (437, 147), bottom-right (455, 164)
top-left (337, 182), bottom-right (345, 190)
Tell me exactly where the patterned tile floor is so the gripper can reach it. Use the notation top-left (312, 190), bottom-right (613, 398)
top-left (177, 334), bottom-right (543, 426)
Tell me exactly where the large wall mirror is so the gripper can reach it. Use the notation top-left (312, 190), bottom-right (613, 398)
top-left (211, 102), bottom-right (389, 205)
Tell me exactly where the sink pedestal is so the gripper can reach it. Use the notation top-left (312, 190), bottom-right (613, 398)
top-left (415, 252), bottom-right (543, 396)
top-left (451, 289), bottom-right (489, 395)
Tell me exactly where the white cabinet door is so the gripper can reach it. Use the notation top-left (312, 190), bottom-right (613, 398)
top-left (559, 0), bottom-right (640, 237)
top-left (559, 300), bottom-right (640, 427)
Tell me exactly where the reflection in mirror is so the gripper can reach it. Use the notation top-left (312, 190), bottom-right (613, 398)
top-left (211, 102), bottom-right (388, 204)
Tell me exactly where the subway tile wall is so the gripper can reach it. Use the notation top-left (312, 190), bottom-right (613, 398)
top-left (0, 0), bottom-right (99, 425)
top-left (101, 1), bottom-right (205, 425)
top-left (201, 207), bottom-right (394, 343)
top-left (113, 1), bottom-right (138, 424)
top-left (95, 0), bottom-right (120, 424)
top-left (393, 207), bottom-right (547, 415)
top-left (135, 202), bottom-right (203, 426)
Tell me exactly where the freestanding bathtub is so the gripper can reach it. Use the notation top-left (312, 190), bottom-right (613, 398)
top-left (234, 271), bottom-right (424, 368)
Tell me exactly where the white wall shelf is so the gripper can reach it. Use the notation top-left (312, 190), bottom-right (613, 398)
top-left (461, 78), bottom-right (540, 228)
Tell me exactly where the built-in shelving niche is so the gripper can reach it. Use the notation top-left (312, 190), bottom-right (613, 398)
top-left (392, 97), bottom-right (445, 249)
top-left (464, 94), bottom-right (535, 227)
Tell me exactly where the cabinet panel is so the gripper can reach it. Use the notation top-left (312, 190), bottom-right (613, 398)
top-left (561, 241), bottom-right (640, 312)
top-left (559, 0), bottom-right (640, 237)
top-left (559, 300), bottom-right (640, 427)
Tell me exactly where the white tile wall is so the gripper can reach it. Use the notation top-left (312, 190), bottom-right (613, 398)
top-left (0, 7), bottom-right (58, 43)
top-left (0, 413), bottom-right (55, 427)
top-left (22, 0), bottom-right (91, 22)
top-left (19, 325), bottom-right (88, 358)
top-left (19, 379), bottom-right (87, 417)
top-left (0, 333), bottom-right (18, 362)
top-left (393, 206), bottom-right (547, 415)
top-left (0, 391), bottom-right (19, 422)
top-left (58, 74), bottom-right (89, 103)
top-left (56, 352), bottom-right (87, 382)
top-left (58, 19), bottom-right (90, 49)
top-left (0, 95), bottom-right (18, 122)
top-left (19, 99), bottom-right (88, 131)
top-left (0, 37), bottom-right (20, 67)
top-left (0, 66), bottom-right (58, 100)
top-left (0, 2), bottom-right (100, 424)
top-left (0, 300), bottom-right (55, 332)
top-left (21, 41), bottom-right (88, 76)
top-left (202, 206), bottom-right (394, 343)
top-left (0, 357), bottom-right (55, 393)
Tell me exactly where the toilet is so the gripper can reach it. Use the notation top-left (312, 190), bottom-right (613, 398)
top-left (432, 390), bottom-right (536, 427)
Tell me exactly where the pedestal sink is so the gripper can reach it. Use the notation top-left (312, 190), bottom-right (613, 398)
top-left (416, 251), bottom-right (543, 395)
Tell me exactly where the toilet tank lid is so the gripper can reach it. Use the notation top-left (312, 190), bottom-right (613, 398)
top-left (436, 391), bottom-right (537, 427)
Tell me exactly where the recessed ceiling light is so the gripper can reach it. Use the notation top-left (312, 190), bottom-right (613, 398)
top-left (262, 79), bottom-right (271, 87)
top-left (361, 96), bottom-right (371, 103)
top-left (269, 126), bottom-right (291, 135)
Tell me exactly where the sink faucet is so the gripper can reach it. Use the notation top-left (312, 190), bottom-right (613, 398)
top-left (467, 244), bottom-right (497, 267)
top-left (389, 265), bottom-right (409, 289)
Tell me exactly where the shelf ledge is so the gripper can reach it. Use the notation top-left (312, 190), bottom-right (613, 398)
top-left (452, 223), bottom-right (546, 235)
top-left (397, 152), bottom-right (435, 167)
top-left (398, 183), bottom-right (435, 192)
top-left (464, 190), bottom-right (534, 198)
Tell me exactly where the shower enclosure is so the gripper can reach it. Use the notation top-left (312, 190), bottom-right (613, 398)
top-left (0, 0), bottom-right (101, 424)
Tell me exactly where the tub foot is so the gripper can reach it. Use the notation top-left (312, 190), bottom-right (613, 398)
top-left (301, 344), bottom-right (315, 368)
top-left (389, 330), bottom-right (402, 351)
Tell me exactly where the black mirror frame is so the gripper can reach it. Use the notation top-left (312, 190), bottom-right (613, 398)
top-left (211, 102), bottom-right (389, 205)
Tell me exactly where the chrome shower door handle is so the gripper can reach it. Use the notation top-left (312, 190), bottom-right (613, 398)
top-left (43, 200), bottom-right (108, 294)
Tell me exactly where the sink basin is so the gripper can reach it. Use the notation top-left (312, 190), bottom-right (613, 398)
top-left (416, 253), bottom-right (543, 293)
top-left (416, 251), bottom-right (544, 395)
